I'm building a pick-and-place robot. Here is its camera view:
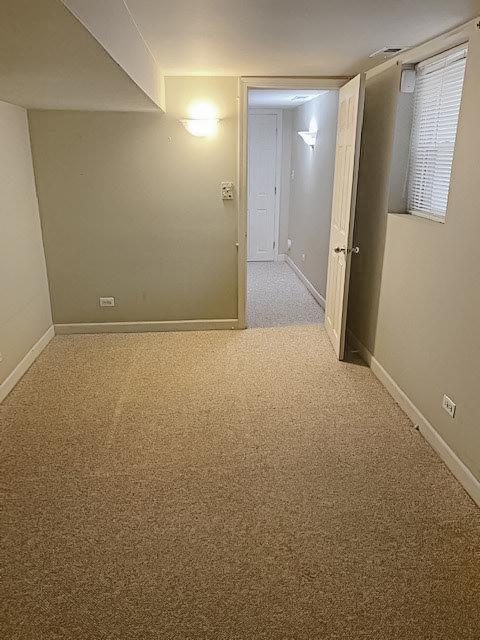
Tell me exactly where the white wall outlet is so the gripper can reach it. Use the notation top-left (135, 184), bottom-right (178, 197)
top-left (301, 252), bottom-right (306, 263)
top-left (287, 238), bottom-right (292, 251)
top-left (442, 394), bottom-right (456, 418)
top-left (291, 169), bottom-right (295, 180)
top-left (99, 297), bottom-right (115, 307)
top-left (221, 181), bottom-right (234, 200)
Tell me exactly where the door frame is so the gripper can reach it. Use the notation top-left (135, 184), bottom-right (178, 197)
top-left (247, 108), bottom-right (283, 262)
top-left (237, 76), bottom-right (353, 329)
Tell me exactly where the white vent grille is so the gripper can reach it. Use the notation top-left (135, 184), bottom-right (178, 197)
top-left (369, 46), bottom-right (410, 58)
top-left (407, 46), bottom-right (467, 220)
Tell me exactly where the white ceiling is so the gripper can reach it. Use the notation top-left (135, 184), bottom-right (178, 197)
top-left (125, 0), bottom-right (479, 76)
top-left (248, 89), bottom-right (328, 109)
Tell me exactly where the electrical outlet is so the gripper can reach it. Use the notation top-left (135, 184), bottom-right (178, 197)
top-left (291, 169), bottom-right (295, 180)
top-left (442, 394), bottom-right (456, 418)
top-left (99, 297), bottom-right (115, 307)
top-left (301, 252), bottom-right (306, 262)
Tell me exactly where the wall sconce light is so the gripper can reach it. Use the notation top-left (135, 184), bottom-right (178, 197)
top-left (298, 130), bottom-right (317, 149)
top-left (180, 118), bottom-right (220, 137)
top-left (180, 101), bottom-right (220, 137)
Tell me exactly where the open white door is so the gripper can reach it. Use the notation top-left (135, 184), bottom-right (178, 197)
top-left (325, 74), bottom-right (365, 359)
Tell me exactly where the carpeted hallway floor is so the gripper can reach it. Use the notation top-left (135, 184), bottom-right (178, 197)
top-left (247, 261), bottom-right (325, 328)
top-left (1, 325), bottom-right (479, 639)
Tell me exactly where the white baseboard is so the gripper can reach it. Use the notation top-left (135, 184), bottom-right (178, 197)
top-left (55, 318), bottom-right (239, 335)
top-left (348, 330), bottom-right (480, 508)
top-left (248, 255), bottom-right (286, 263)
top-left (285, 256), bottom-right (326, 309)
top-left (0, 326), bottom-right (55, 404)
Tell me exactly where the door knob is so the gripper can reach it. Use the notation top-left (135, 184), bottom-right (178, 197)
top-left (334, 246), bottom-right (360, 255)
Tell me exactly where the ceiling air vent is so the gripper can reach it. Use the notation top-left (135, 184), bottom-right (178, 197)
top-left (369, 46), bottom-right (410, 58)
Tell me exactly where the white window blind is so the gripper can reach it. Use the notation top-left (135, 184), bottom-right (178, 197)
top-left (407, 46), bottom-right (467, 220)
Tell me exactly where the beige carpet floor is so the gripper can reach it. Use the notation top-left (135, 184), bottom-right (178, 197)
top-left (1, 325), bottom-right (479, 639)
top-left (247, 261), bottom-right (325, 328)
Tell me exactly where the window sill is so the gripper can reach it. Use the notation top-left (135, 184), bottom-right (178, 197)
top-left (408, 209), bottom-right (446, 224)
top-left (387, 210), bottom-right (446, 224)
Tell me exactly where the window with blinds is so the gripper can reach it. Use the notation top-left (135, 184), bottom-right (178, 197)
top-left (407, 46), bottom-right (467, 221)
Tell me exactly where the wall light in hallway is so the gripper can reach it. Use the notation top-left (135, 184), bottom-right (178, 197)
top-left (180, 101), bottom-right (220, 137)
top-left (298, 130), bottom-right (317, 149)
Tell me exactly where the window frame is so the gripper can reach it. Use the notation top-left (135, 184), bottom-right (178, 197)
top-left (405, 44), bottom-right (468, 224)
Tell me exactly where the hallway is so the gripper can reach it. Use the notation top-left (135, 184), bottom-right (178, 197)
top-left (247, 260), bottom-right (325, 328)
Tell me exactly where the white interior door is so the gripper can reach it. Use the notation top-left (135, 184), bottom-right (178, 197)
top-left (325, 74), bottom-right (365, 359)
top-left (247, 113), bottom-right (277, 261)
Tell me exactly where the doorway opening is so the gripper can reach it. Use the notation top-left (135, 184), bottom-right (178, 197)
top-left (238, 77), bottom-right (365, 358)
top-left (245, 87), bottom-right (338, 329)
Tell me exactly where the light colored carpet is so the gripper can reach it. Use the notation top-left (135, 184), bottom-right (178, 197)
top-left (247, 260), bottom-right (325, 327)
top-left (1, 325), bottom-right (479, 639)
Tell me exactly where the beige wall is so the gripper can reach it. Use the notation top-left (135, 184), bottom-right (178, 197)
top-left (0, 101), bottom-right (52, 387)
top-left (348, 24), bottom-right (480, 481)
top-left (287, 92), bottom-right (338, 296)
top-left (28, 77), bottom-right (238, 325)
